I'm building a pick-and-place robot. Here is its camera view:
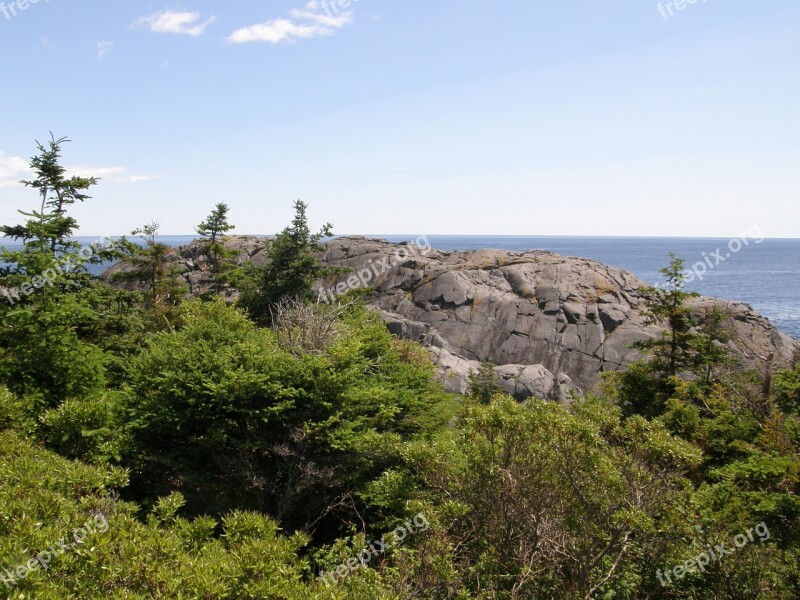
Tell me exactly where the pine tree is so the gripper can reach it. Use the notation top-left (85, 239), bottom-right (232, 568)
top-left (196, 202), bottom-right (234, 244)
top-left (113, 221), bottom-right (187, 323)
top-left (237, 200), bottom-right (334, 325)
top-left (635, 253), bottom-right (701, 377)
top-left (469, 362), bottom-right (501, 404)
top-left (195, 203), bottom-right (236, 295)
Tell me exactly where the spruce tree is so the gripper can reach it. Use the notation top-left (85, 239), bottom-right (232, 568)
top-left (0, 135), bottom-right (116, 300)
top-left (113, 221), bottom-right (187, 323)
top-left (0, 136), bottom-right (110, 406)
top-left (195, 203), bottom-right (236, 295)
top-left (469, 362), bottom-right (501, 404)
top-left (237, 200), bottom-right (334, 325)
top-left (196, 202), bottom-right (234, 244)
top-left (635, 253), bottom-right (701, 377)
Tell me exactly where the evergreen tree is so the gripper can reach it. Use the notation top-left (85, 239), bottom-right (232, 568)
top-left (3, 134), bottom-right (95, 257)
top-left (195, 202), bottom-right (234, 244)
top-left (0, 135), bottom-right (117, 301)
top-left (113, 221), bottom-right (187, 323)
top-left (774, 363), bottom-right (800, 415)
top-left (468, 362), bottom-right (500, 404)
top-left (0, 136), bottom-right (111, 407)
top-left (692, 305), bottom-right (733, 385)
top-left (635, 253), bottom-right (701, 377)
top-left (610, 254), bottom-right (732, 418)
top-left (195, 203), bottom-right (237, 295)
top-left (237, 200), bottom-right (334, 325)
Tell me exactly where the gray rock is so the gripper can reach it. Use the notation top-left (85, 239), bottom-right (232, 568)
top-left (494, 364), bottom-right (555, 400)
top-left (599, 304), bottom-right (628, 332)
top-left (555, 371), bottom-right (582, 403)
top-left (317, 237), bottom-right (799, 395)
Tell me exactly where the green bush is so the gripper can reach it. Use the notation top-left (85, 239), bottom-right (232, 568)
top-left (774, 364), bottom-right (800, 415)
top-left (398, 396), bottom-right (703, 597)
top-left (0, 386), bottom-right (38, 439)
top-left (0, 296), bottom-right (108, 410)
top-left (122, 299), bottom-right (454, 536)
top-left (0, 430), bottom-right (392, 599)
top-left (40, 392), bottom-right (129, 464)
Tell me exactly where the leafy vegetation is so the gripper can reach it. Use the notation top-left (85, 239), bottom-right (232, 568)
top-left (1, 137), bottom-right (798, 598)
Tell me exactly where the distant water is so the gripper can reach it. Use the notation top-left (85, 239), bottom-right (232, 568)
top-left (4, 234), bottom-right (799, 340)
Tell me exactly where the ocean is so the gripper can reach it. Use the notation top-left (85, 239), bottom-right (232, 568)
top-left (4, 235), bottom-right (799, 340)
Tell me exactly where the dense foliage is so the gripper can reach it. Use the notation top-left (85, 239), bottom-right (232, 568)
top-left (1, 138), bottom-right (799, 598)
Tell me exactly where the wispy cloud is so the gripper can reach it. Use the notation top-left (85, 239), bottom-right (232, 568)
top-left (288, 5), bottom-right (353, 28)
top-left (228, 1), bottom-right (353, 44)
top-left (97, 41), bottom-right (113, 60)
top-left (67, 165), bottom-right (165, 184)
top-left (0, 152), bottom-right (29, 189)
top-left (1, 152), bottom-right (162, 190)
top-left (134, 10), bottom-right (216, 37)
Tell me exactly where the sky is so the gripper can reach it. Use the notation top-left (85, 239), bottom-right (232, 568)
top-left (0, 0), bottom-right (798, 238)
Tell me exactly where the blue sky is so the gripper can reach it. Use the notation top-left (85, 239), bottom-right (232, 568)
top-left (0, 0), bottom-right (798, 237)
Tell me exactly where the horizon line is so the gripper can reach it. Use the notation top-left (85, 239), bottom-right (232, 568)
top-left (49, 233), bottom-right (800, 241)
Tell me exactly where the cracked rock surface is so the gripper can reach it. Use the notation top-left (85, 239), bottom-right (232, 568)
top-left (321, 237), bottom-right (799, 400)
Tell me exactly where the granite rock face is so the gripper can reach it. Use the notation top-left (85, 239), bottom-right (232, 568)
top-left (104, 236), bottom-right (800, 401)
top-left (319, 237), bottom-right (799, 398)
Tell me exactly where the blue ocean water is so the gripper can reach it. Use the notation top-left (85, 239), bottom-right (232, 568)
top-left (4, 235), bottom-right (799, 340)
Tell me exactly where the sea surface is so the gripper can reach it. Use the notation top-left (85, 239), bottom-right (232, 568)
top-left (4, 235), bottom-right (799, 340)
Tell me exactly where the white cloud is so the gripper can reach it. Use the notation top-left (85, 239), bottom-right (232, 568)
top-left (288, 6), bottom-right (353, 28)
top-left (97, 41), bottom-right (113, 60)
top-left (0, 152), bottom-right (30, 188)
top-left (228, 1), bottom-right (353, 44)
top-left (135, 10), bottom-right (216, 37)
top-left (228, 19), bottom-right (332, 44)
top-left (66, 165), bottom-right (165, 185)
top-left (0, 152), bottom-right (161, 190)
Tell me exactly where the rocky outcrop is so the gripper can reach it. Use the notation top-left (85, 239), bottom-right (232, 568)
top-left (103, 236), bottom-right (800, 401)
